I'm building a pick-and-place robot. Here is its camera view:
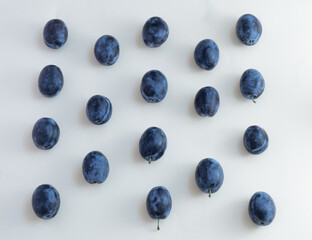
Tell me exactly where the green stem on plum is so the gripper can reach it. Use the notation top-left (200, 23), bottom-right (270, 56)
top-left (148, 157), bottom-right (151, 164)
top-left (251, 95), bottom-right (256, 104)
top-left (157, 219), bottom-right (160, 230)
top-left (209, 189), bottom-right (211, 198)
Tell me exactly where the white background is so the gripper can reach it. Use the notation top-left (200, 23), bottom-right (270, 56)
top-left (0, 0), bottom-right (311, 239)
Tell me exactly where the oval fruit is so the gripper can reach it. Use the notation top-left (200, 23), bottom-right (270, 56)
top-left (194, 86), bottom-right (220, 117)
top-left (195, 158), bottom-right (224, 197)
top-left (249, 191), bottom-right (276, 226)
top-left (146, 186), bottom-right (172, 230)
top-left (139, 127), bottom-right (167, 163)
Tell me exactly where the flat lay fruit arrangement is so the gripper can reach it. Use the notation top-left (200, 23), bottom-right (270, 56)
top-left (29, 12), bottom-right (277, 231)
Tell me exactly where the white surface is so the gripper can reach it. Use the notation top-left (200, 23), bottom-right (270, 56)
top-left (0, 0), bottom-right (311, 239)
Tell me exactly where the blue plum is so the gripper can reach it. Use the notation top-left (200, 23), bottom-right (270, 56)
top-left (249, 191), bottom-right (276, 226)
top-left (140, 70), bottom-right (168, 103)
top-left (244, 125), bottom-right (268, 154)
top-left (146, 186), bottom-right (172, 230)
top-left (139, 127), bottom-right (167, 163)
top-left (236, 14), bottom-right (262, 46)
top-left (94, 35), bottom-right (120, 65)
top-left (240, 69), bottom-right (265, 103)
top-left (86, 95), bottom-right (112, 125)
top-left (194, 39), bottom-right (219, 70)
top-left (38, 65), bottom-right (64, 97)
top-left (195, 158), bottom-right (224, 197)
top-left (32, 117), bottom-right (60, 150)
top-left (142, 16), bottom-right (169, 48)
top-left (43, 19), bottom-right (68, 49)
top-left (82, 151), bottom-right (109, 184)
top-left (32, 184), bottom-right (60, 219)
top-left (194, 86), bottom-right (220, 117)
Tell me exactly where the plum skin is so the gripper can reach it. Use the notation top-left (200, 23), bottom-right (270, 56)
top-left (240, 69), bottom-right (265, 102)
top-left (243, 125), bottom-right (269, 154)
top-left (38, 65), bottom-right (64, 97)
top-left (32, 117), bottom-right (60, 150)
top-left (249, 191), bottom-right (276, 226)
top-left (82, 151), bottom-right (110, 184)
top-left (32, 184), bottom-right (60, 219)
top-left (94, 35), bottom-right (120, 65)
top-left (139, 127), bottom-right (167, 162)
top-left (146, 186), bottom-right (172, 219)
top-left (43, 19), bottom-right (68, 49)
top-left (195, 158), bottom-right (224, 195)
top-left (140, 70), bottom-right (168, 103)
top-left (194, 39), bottom-right (219, 70)
top-left (194, 86), bottom-right (220, 117)
top-left (236, 14), bottom-right (262, 46)
top-left (86, 95), bottom-right (112, 125)
top-left (142, 16), bottom-right (169, 48)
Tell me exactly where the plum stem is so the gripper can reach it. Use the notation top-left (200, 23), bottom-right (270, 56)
top-left (148, 157), bottom-right (151, 164)
top-left (209, 189), bottom-right (211, 198)
top-left (251, 95), bottom-right (256, 104)
top-left (157, 219), bottom-right (160, 230)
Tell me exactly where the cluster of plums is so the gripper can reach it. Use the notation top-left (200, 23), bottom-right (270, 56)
top-left (31, 14), bottom-right (276, 229)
